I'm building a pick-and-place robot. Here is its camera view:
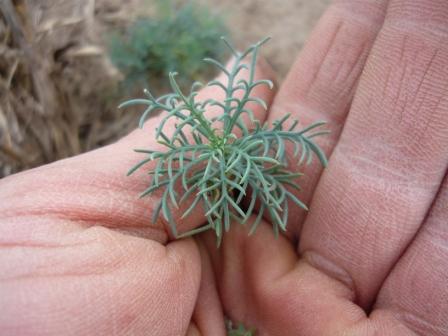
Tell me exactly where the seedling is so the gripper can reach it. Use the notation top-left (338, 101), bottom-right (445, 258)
top-left (120, 38), bottom-right (328, 245)
top-left (226, 319), bottom-right (256, 336)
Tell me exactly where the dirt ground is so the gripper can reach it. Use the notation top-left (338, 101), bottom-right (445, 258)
top-left (198, 0), bottom-right (330, 78)
top-left (96, 0), bottom-right (331, 77)
top-left (0, 0), bottom-right (330, 176)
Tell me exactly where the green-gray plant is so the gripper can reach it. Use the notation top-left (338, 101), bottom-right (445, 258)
top-left (226, 319), bottom-right (255, 336)
top-left (109, 0), bottom-right (228, 91)
top-left (120, 38), bottom-right (328, 245)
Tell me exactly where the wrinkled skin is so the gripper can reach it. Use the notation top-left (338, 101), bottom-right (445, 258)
top-left (1, 0), bottom-right (448, 335)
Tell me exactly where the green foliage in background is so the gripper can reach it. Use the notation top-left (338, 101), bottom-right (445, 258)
top-left (108, 0), bottom-right (228, 91)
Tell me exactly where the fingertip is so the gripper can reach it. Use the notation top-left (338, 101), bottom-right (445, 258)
top-left (191, 238), bottom-right (227, 336)
top-left (221, 218), bottom-right (298, 289)
top-left (166, 237), bottom-right (202, 283)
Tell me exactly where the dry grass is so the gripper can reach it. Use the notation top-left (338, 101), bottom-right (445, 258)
top-left (0, 0), bottom-right (139, 177)
top-left (0, 0), bottom-right (329, 178)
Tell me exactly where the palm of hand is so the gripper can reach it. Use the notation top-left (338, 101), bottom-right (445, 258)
top-left (1, 1), bottom-right (448, 335)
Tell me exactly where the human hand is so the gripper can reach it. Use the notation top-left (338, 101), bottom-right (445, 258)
top-left (0, 46), bottom-right (275, 335)
top-left (2, 0), bottom-right (448, 335)
top-left (204, 0), bottom-right (448, 335)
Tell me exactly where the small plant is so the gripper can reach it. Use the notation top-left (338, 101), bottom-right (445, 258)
top-left (226, 319), bottom-right (256, 336)
top-left (120, 38), bottom-right (328, 245)
top-left (109, 0), bottom-right (228, 91)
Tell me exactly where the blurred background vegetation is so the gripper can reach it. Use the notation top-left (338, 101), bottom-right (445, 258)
top-left (108, 0), bottom-right (228, 92)
top-left (0, 0), bottom-right (328, 177)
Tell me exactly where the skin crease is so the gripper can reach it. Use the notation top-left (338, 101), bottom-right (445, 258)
top-left (0, 1), bottom-right (447, 336)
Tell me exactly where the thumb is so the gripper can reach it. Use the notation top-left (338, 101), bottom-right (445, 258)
top-left (0, 224), bottom-right (202, 335)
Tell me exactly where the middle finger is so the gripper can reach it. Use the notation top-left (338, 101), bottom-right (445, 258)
top-left (268, 0), bottom-right (389, 237)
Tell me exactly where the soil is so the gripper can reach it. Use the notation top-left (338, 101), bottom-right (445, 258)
top-left (197, 0), bottom-right (330, 78)
top-left (95, 0), bottom-right (330, 77)
top-left (0, 0), bottom-right (330, 177)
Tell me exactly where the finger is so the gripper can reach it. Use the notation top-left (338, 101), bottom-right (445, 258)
top-left (300, 0), bottom-right (448, 311)
top-left (367, 174), bottom-right (448, 335)
top-left (0, 58), bottom-right (275, 242)
top-left (0, 224), bottom-right (201, 336)
top-left (191, 239), bottom-right (226, 336)
top-left (186, 323), bottom-right (202, 336)
top-left (268, 0), bottom-right (389, 236)
top-left (214, 218), bottom-right (367, 336)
